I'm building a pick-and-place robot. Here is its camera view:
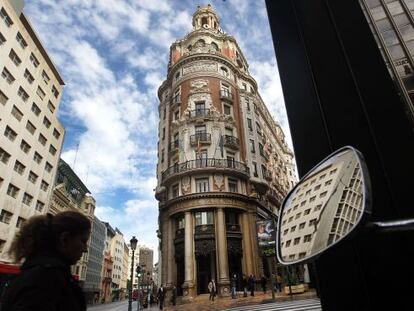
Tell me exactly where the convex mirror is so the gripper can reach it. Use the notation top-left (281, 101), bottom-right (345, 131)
top-left (277, 146), bottom-right (371, 265)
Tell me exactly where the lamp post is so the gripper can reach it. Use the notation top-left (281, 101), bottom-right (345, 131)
top-left (128, 236), bottom-right (138, 311)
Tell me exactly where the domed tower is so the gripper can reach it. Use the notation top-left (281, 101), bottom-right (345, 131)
top-left (155, 4), bottom-right (296, 302)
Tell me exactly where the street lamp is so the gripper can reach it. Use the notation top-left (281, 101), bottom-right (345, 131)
top-left (128, 236), bottom-right (138, 311)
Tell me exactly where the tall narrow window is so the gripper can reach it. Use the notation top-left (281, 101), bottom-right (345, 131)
top-left (0, 148), bottom-right (11, 164)
top-left (30, 53), bottom-right (39, 68)
top-left (195, 211), bottom-right (214, 225)
top-left (42, 70), bottom-right (50, 84)
top-left (195, 178), bottom-right (209, 192)
top-left (6, 184), bottom-right (19, 199)
top-left (47, 101), bottom-right (56, 113)
top-left (9, 49), bottom-right (21, 66)
top-left (0, 210), bottom-right (13, 224)
top-left (2, 67), bottom-right (15, 84)
top-left (228, 178), bottom-right (238, 192)
top-left (24, 69), bottom-right (34, 84)
top-left (36, 87), bottom-right (45, 100)
top-left (0, 90), bottom-right (8, 105)
top-left (11, 105), bottom-right (23, 121)
top-left (0, 8), bottom-right (13, 27)
top-left (247, 118), bottom-right (253, 131)
top-left (51, 85), bottom-right (59, 98)
top-left (18, 87), bottom-right (29, 102)
top-left (31, 103), bottom-right (41, 116)
top-left (4, 126), bottom-right (17, 141)
top-left (16, 32), bottom-right (27, 49)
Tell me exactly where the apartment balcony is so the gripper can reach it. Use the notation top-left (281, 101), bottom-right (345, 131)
top-left (223, 135), bottom-right (239, 150)
top-left (188, 108), bottom-right (211, 119)
top-left (220, 90), bottom-right (233, 102)
top-left (169, 140), bottom-right (179, 153)
top-left (161, 158), bottom-right (250, 184)
top-left (190, 132), bottom-right (212, 146)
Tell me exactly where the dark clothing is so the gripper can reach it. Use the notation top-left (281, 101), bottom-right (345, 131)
top-left (248, 276), bottom-right (255, 296)
top-left (157, 288), bottom-right (165, 310)
top-left (172, 287), bottom-right (177, 306)
top-left (242, 277), bottom-right (248, 297)
top-left (2, 252), bottom-right (86, 311)
top-left (261, 276), bottom-right (267, 293)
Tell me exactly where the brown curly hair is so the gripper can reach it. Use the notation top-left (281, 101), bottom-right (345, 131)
top-left (9, 211), bottom-right (91, 262)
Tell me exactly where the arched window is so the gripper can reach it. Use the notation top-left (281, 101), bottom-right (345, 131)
top-left (211, 42), bottom-right (219, 51)
top-left (201, 17), bottom-right (208, 26)
top-left (195, 39), bottom-right (205, 47)
top-left (220, 66), bottom-right (229, 77)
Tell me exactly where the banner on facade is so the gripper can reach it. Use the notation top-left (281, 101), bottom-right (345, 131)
top-left (256, 219), bottom-right (276, 257)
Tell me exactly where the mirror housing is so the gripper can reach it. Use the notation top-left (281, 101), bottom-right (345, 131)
top-left (277, 146), bottom-right (371, 265)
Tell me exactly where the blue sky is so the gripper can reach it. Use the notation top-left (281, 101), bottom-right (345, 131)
top-left (25, 0), bottom-right (292, 262)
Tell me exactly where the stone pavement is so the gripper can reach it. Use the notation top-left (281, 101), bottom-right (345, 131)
top-left (163, 290), bottom-right (318, 311)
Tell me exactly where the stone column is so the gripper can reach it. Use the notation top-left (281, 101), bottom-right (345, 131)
top-left (242, 212), bottom-right (254, 276)
top-left (216, 208), bottom-right (230, 296)
top-left (182, 211), bottom-right (196, 301)
top-left (166, 218), bottom-right (175, 304)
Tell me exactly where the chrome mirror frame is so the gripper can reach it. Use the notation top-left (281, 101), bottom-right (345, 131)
top-left (276, 146), bottom-right (372, 265)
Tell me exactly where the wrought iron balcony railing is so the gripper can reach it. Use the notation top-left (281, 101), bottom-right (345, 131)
top-left (188, 108), bottom-right (211, 118)
top-left (223, 135), bottom-right (239, 150)
top-left (220, 90), bottom-right (233, 102)
top-left (190, 132), bottom-right (211, 145)
top-left (161, 158), bottom-right (250, 182)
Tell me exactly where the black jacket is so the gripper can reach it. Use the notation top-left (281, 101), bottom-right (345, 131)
top-left (1, 252), bottom-right (86, 311)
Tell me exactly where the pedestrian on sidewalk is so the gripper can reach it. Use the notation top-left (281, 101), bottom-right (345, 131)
top-left (208, 279), bottom-right (216, 301)
top-left (1, 211), bottom-right (91, 311)
top-left (157, 286), bottom-right (165, 310)
top-left (231, 274), bottom-right (237, 299)
top-left (172, 284), bottom-right (177, 306)
top-left (242, 274), bottom-right (248, 297)
top-left (248, 274), bottom-right (255, 297)
top-left (276, 273), bottom-right (283, 292)
top-left (261, 275), bottom-right (267, 294)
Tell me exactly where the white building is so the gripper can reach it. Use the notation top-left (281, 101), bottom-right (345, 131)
top-left (0, 0), bottom-right (65, 261)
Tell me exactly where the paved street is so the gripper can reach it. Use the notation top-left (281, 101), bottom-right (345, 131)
top-left (223, 299), bottom-right (321, 311)
top-left (87, 300), bottom-right (158, 311)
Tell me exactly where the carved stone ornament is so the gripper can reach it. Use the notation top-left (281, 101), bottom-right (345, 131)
top-left (195, 239), bottom-right (216, 256)
top-left (183, 63), bottom-right (216, 75)
top-left (213, 174), bottom-right (224, 191)
top-left (181, 176), bottom-right (191, 194)
top-left (191, 79), bottom-right (208, 89)
top-left (227, 238), bottom-right (242, 255)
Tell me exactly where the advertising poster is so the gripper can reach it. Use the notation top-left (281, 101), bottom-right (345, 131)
top-left (256, 219), bottom-right (276, 257)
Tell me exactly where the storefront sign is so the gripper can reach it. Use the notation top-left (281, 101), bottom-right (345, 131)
top-left (256, 219), bottom-right (276, 257)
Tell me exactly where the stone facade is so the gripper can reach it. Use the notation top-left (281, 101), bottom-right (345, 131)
top-left (155, 5), bottom-right (297, 302)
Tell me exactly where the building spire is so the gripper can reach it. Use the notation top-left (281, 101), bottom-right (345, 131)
top-left (192, 4), bottom-right (220, 31)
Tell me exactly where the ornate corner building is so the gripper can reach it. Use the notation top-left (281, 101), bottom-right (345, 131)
top-left (155, 5), bottom-right (297, 301)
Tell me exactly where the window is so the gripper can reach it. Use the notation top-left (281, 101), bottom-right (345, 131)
top-left (28, 171), bottom-right (38, 184)
top-left (247, 118), bottom-right (253, 131)
top-left (319, 174), bottom-right (326, 180)
top-left (220, 66), bottom-right (229, 77)
top-left (9, 49), bottom-right (21, 66)
top-left (259, 143), bottom-right (264, 156)
top-left (16, 217), bottom-right (26, 228)
top-left (309, 196), bottom-right (316, 202)
top-left (285, 240), bottom-right (291, 247)
top-left (291, 225), bottom-right (297, 232)
top-left (0, 210), bottom-right (13, 224)
top-left (26, 121), bottom-right (36, 134)
top-left (0, 90), bottom-right (8, 105)
top-left (24, 69), bottom-right (34, 84)
top-left (2, 67), bottom-right (15, 84)
top-left (6, 184), bottom-right (19, 198)
top-left (330, 168), bottom-right (337, 175)
top-left (11, 105), bottom-right (23, 121)
top-left (325, 179), bottom-right (333, 186)
top-left (256, 122), bottom-right (262, 135)
top-left (309, 218), bottom-right (317, 226)
top-left (40, 180), bottom-right (49, 191)
top-left (0, 239), bottom-right (5, 252)
top-left (195, 178), bottom-right (209, 192)
top-left (195, 101), bottom-right (205, 116)
top-left (14, 160), bottom-right (25, 175)
top-left (43, 117), bottom-right (51, 128)
top-left (228, 178), bottom-right (238, 192)
top-left (36, 87), bottom-right (45, 100)
top-left (47, 101), bottom-right (55, 113)
top-left (53, 129), bottom-right (60, 139)
top-left (163, 108), bottom-right (166, 120)
top-left (0, 32), bottom-right (5, 45)
top-left (174, 109), bottom-right (179, 120)
top-left (172, 184), bottom-right (179, 198)
top-left (0, 8), bottom-right (13, 27)
top-left (22, 193), bottom-right (33, 206)
top-left (252, 161), bottom-right (258, 176)
top-left (33, 152), bottom-right (43, 164)
top-left (174, 71), bottom-right (180, 81)
top-left (314, 184), bottom-right (321, 191)
top-left (304, 209), bottom-right (311, 215)
top-left (320, 191), bottom-right (327, 198)
top-left (283, 229), bottom-right (288, 235)
top-left (30, 53), bottom-right (39, 68)
top-left (49, 145), bottom-right (57, 156)
top-left (0, 148), bottom-right (11, 164)
top-left (223, 103), bottom-right (231, 115)
top-left (294, 237), bottom-right (300, 245)
top-left (304, 234), bottom-right (312, 242)
top-left (31, 103), bottom-right (41, 116)
top-left (161, 149), bottom-right (164, 163)
top-left (51, 85), bottom-right (59, 98)
top-left (249, 139), bottom-right (256, 153)
top-left (16, 32), bottom-right (27, 49)
top-left (41, 70), bottom-right (50, 84)
top-left (162, 128), bottom-right (165, 140)
top-left (195, 211), bottom-right (213, 225)
top-left (20, 140), bottom-right (31, 153)
top-left (314, 204), bottom-right (322, 211)
top-left (4, 126), bottom-right (17, 141)
top-left (295, 212), bottom-right (302, 219)
top-left (17, 87), bottom-right (29, 102)
top-left (299, 222), bottom-right (306, 229)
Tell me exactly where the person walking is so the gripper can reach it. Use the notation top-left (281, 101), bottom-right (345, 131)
top-left (157, 286), bottom-right (165, 310)
top-left (248, 274), bottom-right (255, 296)
top-left (242, 274), bottom-right (248, 297)
top-left (276, 273), bottom-right (283, 292)
top-left (231, 274), bottom-right (237, 299)
top-left (261, 275), bottom-right (267, 294)
top-left (208, 279), bottom-right (216, 301)
top-left (1, 211), bottom-right (91, 311)
top-left (172, 284), bottom-right (177, 306)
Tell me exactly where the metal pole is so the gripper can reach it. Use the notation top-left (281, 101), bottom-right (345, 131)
top-left (268, 257), bottom-right (275, 300)
top-left (128, 249), bottom-right (135, 311)
top-left (137, 276), bottom-right (140, 311)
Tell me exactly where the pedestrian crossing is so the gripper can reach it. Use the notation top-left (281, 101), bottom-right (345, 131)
top-left (222, 298), bottom-right (322, 311)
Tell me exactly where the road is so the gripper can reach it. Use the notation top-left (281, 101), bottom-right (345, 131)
top-left (87, 300), bottom-right (159, 311)
top-left (223, 298), bottom-right (322, 311)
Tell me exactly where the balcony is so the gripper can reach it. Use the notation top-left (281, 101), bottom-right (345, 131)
top-left (220, 90), bottom-right (233, 102)
top-left (161, 158), bottom-right (250, 183)
top-left (188, 108), bottom-right (211, 118)
top-left (223, 135), bottom-right (239, 150)
top-left (169, 140), bottom-right (180, 154)
top-left (190, 132), bottom-right (211, 146)
top-left (172, 94), bottom-right (181, 105)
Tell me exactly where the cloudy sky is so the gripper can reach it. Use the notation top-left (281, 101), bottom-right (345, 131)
top-left (24, 0), bottom-right (292, 261)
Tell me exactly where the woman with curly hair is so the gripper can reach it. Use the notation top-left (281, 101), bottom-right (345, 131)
top-left (1, 211), bottom-right (91, 311)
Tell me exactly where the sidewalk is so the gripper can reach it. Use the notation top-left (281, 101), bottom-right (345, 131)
top-left (163, 289), bottom-right (318, 311)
